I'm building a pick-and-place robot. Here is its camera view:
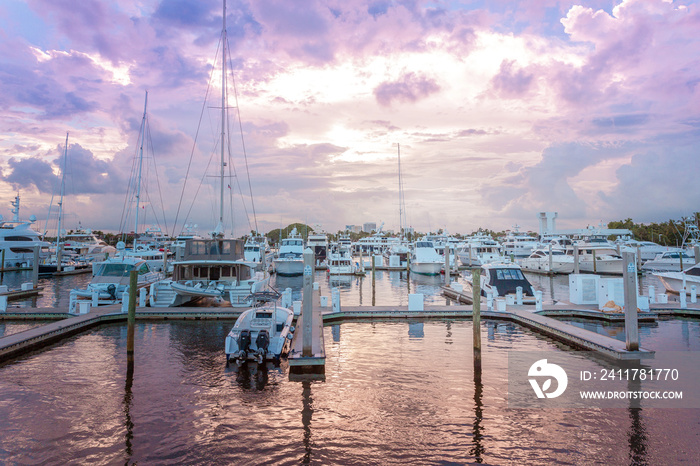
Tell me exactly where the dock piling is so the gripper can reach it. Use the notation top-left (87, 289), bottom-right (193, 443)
top-left (444, 246), bottom-right (450, 285)
top-left (302, 248), bottom-right (314, 357)
top-left (622, 251), bottom-right (639, 351)
top-left (695, 246), bottom-right (700, 265)
top-left (691, 285), bottom-right (697, 304)
top-left (472, 268), bottom-right (481, 370)
top-left (573, 244), bottom-right (580, 274)
top-left (32, 245), bottom-right (39, 289)
top-left (0, 295), bottom-right (7, 312)
top-left (127, 270), bottom-right (137, 359)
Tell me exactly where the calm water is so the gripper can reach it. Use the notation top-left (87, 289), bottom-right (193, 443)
top-left (1, 269), bottom-right (698, 464)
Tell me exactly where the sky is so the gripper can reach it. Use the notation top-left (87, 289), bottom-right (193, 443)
top-left (1, 0), bottom-right (699, 238)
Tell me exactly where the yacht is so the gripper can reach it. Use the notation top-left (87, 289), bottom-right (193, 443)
top-left (327, 251), bottom-right (358, 275)
top-left (62, 227), bottom-right (117, 260)
top-left (307, 229), bottom-right (329, 267)
top-left (519, 248), bottom-right (574, 274)
top-left (0, 194), bottom-right (50, 269)
top-left (244, 233), bottom-right (272, 271)
top-left (273, 228), bottom-right (305, 276)
top-left (641, 251), bottom-right (695, 272)
top-left (502, 226), bottom-right (539, 258)
top-left (410, 240), bottom-right (443, 275)
top-left (617, 239), bottom-right (683, 262)
top-left (653, 263), bottom-right (700, 294)
top-left (149, 238), bottom-right (269, 307)
top-left (224, 292), bottom-right (295, 365)
top-left (457, 232), bottom-right (503, 267)
top-left (68, 256), bottom-right (162, 312)
top-left (569, 245), bottom-right (624, 274)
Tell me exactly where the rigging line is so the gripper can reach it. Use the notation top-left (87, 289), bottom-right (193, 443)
top-left (225, 101), bottom-right (252, 236)
top-left (181, 137), bottom-right (219, 232)
top-left (146, 116), bottom-right (169, 235)
top-left (172, 37), bottom-right (222, 237)
top-left (118, 127), bottom-right (142, 241)
top-left (226, 37), bottom-right (258, 233)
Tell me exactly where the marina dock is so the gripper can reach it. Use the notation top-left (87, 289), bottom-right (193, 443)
top-left (2, 285), bottom-right (699, 364)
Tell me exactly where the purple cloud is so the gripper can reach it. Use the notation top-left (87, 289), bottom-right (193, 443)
top-left (490, 60), bottom-right (534, 98)
top-left (374, 72), bottom-right (440, 106)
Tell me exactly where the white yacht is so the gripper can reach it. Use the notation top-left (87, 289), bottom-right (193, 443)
top-left (224, 292), bottom-right (295, 365)
top-left (307, 229), bottom-right (329, 267)
top-left (0, 194), bottom-right (49, 269)
top-left (244, 233), bottom-right (272, 271)
top-left (69, 257), bottom-right (162, 312)
top-left (327, 251), bottom-right (358, 275)
top-left (568, 245), bottom-right (624, 275)
top-left (617, 239), bottom-right (683, 262)
top-left (273, 228), bottom-right (305, 276)
top-left (519, 248), bottom-right (575, 274)
top-left (457, 232), bottom-right (503, 267)
top-left (502, 226), bottom-right (539, 258)
top-left (149, 238), bottom-right (269, 307)
top-left (654, 263), bottom-right (700, 294)
top-left (410, 240), bottom-right (443, 275)
top-left (641, 251), bottom-right (695, 272)
top-left (63, 227), bottom-right (117, 260)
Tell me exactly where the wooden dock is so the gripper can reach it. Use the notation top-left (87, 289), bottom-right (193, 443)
top-left (2, 285), bottom-right (699, 364)
top-left (288, 287), bottom-right (326, 380)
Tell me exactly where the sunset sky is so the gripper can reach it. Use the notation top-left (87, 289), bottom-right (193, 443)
top-left (1, 0), bottom-right (699, 238)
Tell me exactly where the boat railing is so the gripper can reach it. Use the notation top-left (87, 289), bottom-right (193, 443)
top-left (246, 290), bottom-right (281, 307)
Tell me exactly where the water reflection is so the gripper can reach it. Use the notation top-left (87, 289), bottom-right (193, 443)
top-left (301, 381), bottom-right (314, 464)
top-left (471, 366), bottom-right (485, 463)
top-left (229, 363), bottom-right (270, 391)
top-left (408, 321), bottom-right (424, 339)
top-left (123, 359), bottom-right (134, 462)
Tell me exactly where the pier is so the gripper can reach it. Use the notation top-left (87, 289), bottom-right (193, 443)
top-left (2, 283), bottom-right (699, 364)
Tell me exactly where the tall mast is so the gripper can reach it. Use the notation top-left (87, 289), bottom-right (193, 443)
top-left (397, 143), bottom-right (407, 239)
top-left (219, 0), bottom-right (227, 232)
top-left (57, 132), bottom-right (69, 251)
top-left (134, 90), bottom-right (148, 249)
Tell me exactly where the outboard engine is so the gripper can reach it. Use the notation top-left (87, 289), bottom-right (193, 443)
top-left (107, 284), bottom-right (117, 300)
top-left (238, 330), bottom-right (251, 357)
top-left (256, 330), bottom-right (270, 353)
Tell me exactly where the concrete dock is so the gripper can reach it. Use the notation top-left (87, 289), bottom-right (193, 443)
top-left (2, 288), bottom-right (699, 364)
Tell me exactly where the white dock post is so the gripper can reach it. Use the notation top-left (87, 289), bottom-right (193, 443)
top-left (139, 288), bottom-right (147, 307)
top-left (0, 295), bottom-right (7, 312)
top-left (92, 289), bottom-right (99, 307)
top-left (121, 291), bottom-right (130, 313)
top-left (691, 285), bottom-right (697, 304)
top-left (516, 286), bottom-right (523, 305)
top-left (283, 287), bottom-right (292, 308)
top-left (444, 246), bottom-right (450, 286)
top-left (573, 244), bottom-right (580, 274)
top-left (302, 248), bottom-right (314, 357)
top-left (486, 292), bottom-right (493, 311)
top-left (535, 291), bottom-right (543, 312)
top-left (694, 246), bottom-right (700, 265)
top-left (331, 287), bottom-right (340, 313)
top-left (32, 245), bottom-right (39, 289)
top-left (680, 287), bottom-right (687, 309)
top-left (78, 301), bottom-right (91, 315)
top-left (548, 243), bottom-right (553, 273)
top-left (622, 251), bottom-right (639, 351)
top-left (648, 286), bottom-right (655, 304)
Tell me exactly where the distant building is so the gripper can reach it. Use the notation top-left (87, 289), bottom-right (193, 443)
top-left (363, 222), bottom-right (377, 233)
top-left (345, 225), bottom-right (362, 234)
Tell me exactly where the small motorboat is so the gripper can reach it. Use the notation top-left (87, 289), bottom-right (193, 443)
top-left (466, 262), bottom-right (537, 304)
top-left (653, 262), bottom-right (700, 294)
top-left (225, 291), bottom-right (295, 365)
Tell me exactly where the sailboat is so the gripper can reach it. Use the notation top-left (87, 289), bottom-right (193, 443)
top-left (69, 93), bottom-right (165, 311)
top-left (150, 0), bottom-right (269, 307)
top-left (39, 133), bottom-right (91, 275)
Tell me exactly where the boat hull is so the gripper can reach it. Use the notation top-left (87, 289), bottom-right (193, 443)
top-left (410, 262), bottom-right (442, 275)
top-left (274, 259), bottom-right (304, 276)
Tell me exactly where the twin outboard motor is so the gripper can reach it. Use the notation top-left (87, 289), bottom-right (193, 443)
top-left (256, 330), bottom-right (270, 353)
top-left (107, 284), bottom-right (117, 299)
top-left (238, 330), bottom-right (251, 353)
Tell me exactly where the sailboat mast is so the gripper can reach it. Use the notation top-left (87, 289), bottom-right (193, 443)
top-left (397, 143), bottom-right (406, 239)
top-left (57, 132), bottom-right (68, 251)
top-left (220, 0), bottom-right (227, 229)
top-left (134, 90), bottom-right (148, 250)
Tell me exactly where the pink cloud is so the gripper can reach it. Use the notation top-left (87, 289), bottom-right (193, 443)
top-left (374, 72), bottom-right (440, 106)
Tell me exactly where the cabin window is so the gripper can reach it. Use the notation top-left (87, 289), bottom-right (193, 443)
top-left (221, 266), bottom-right (232, 277)
top-left (5, 236), bottom-right (34, 242)
top-left (138, 263), bottom-right (150, 275)
top-left (221, 241), bottom-right (231, 254)
top-left (255, 312), bottom-right (272, 319)
top-left (496, 269), bottom-right (524, 280)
